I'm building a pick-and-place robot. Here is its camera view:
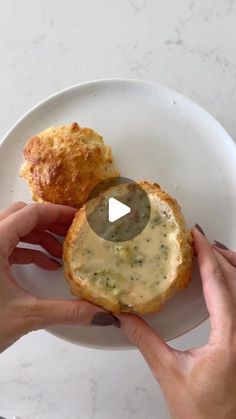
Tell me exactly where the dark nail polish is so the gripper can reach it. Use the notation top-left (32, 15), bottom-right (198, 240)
top-left (51, 258), bottom-right (62, 267)
top-left (213, 240), bottom-right (229, 250)
top-left (91, 312), bottom-right (120, 328)
top-left (195, 224), bottom-right (205, 236)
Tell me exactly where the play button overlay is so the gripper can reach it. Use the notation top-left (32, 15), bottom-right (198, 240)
top-left (86, 177), bottom-right (151, 242)
top-left (108, 197), bottom-right (131, 222)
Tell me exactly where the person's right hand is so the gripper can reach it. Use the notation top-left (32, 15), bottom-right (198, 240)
top-left (120, 228), bottom-right (236, 419)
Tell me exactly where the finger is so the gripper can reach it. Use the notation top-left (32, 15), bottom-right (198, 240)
top-left (119, 313), bottom-right (173, 381)
top-left (0, 201), bottom-right (27, 222)
top-left (44, 222), bottom-right (71, 236)
top-left (22, 231), bottom-right (62, 258)
top-left (213, 249), bottom-right (236, 303)
top-left (32, 222), bottom-right (72, 237)
top-left (193, 228), bottom-right (235, 324)
top-left (29, 299), bottom-right (114, 330)
top-left (0, 204), bottom-right (76, 256)
top-left (9, 248), bottom-right (61, 270)
top-left (212, 244), bottom-right (236, 268)
top-left (35, 220), bottom-right (74, 235)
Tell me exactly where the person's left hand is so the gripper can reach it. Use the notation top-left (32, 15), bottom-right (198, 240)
top-left (0, 202), bottom-right (118, 353)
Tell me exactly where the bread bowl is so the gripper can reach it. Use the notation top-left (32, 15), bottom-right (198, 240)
top-left (63, 181), bottom-right (193, 314)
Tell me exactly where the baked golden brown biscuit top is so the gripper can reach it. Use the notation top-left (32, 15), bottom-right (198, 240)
top-left (20, 122), bottom-right (119, 207)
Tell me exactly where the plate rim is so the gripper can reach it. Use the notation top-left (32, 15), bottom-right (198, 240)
top-left (1, 77), bottom-right (235, 150)
top-left (1, 77), bottom-right (233, 349)
top-left (47, 312), bottom-right (209, 351)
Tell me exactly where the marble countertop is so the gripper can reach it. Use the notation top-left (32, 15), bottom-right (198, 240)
top-left (0, 1), bottom-right (235, 418)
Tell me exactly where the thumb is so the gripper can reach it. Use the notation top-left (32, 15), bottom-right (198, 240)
top-left (29, 298), bottom-right (120, 330)
top-left (120, 313), bottom-right (174, 380)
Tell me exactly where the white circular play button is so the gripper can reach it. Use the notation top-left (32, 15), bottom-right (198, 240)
top-left (108, 197), bottom-right (131, 222)
top-left (85, 177), bottom-right (150, 242)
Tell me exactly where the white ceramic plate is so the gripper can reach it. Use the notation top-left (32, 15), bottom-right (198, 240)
top-left (1, 79), bottom-right (236, 350)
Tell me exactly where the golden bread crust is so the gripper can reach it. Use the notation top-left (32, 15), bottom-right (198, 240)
top-left (63, 181), bottom-right (193, 314)
top-left (20, 122), bottom-right (119, 207)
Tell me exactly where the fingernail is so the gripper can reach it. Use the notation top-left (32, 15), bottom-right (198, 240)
top-left (195, 224), bottom-right (205, 236)
top-left (91, 312), bottom-right (121, 328)
top-left (213, 240), bottom-right (229, 250)
top-left (51, 258), bottom-right (62, 267)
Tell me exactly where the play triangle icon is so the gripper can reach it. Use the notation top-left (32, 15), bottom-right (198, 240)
top-left (108, 197), bottom-right (131, 223)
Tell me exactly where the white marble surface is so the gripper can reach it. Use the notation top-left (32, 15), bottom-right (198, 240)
top-left (0, 0), bottom-right (235, 418)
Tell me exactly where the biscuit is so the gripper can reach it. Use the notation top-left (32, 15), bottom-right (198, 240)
top-left (20, 122), bottom-right (119, 207)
